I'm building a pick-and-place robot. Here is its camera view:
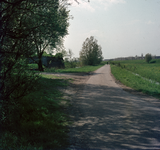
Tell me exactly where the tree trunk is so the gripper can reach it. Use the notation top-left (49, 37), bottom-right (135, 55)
top-left (38, 59), bottom-right (44, 71)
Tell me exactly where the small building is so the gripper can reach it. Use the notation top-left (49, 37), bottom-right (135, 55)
top-left (28, 56), bottom-right (64, 68)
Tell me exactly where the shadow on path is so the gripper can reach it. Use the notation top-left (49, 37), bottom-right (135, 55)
top-left (68, 83), bottom-right (160, 149)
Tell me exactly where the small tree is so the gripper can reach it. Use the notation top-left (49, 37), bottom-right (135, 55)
top-left (145, 53), bottom-right (152, 63)
top-left (79, 36), bottom-right (103, 66)
top-left (64, 49), bottom-right (77, 68)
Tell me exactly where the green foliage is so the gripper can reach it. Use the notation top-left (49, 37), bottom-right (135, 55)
top-left (42, 52), bottom-right (54, 57)
top-left (31, 1), bottom-right (69, 71)
top-left (64, 61), bottom-right (77, 68)
top-left (0, 75), bottom-right (70, 149)
top-left (1, 1), bottom-right (70, 149)
top-left (79, 36), bottom-right (103, 66)
top-left (31, 52), bottom-right (63, 59)
top-left (150, 60), bottom-right (156, 63)
top-left (55, 53), bottom-right (63, 59)
top-left (0, 58), bottom-right (39, 124)
top-left (145, 53), bottom-right (152, 63)
top-left (28, 64), bottom-right (39, 70)
top-left (62, 49), bottom-right (78, 68)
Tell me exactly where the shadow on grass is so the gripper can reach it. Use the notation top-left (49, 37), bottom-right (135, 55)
top-left (0, 77), bottom-right (70, 150)
top-left (41, 72), bottom-right (103, 76)
top-left (137, 89), bottom-right (160, 99)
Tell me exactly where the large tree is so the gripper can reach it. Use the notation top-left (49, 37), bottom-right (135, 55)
top-left (0, 0), bottom-right (70, 97)
top-left (31, 0), bottom-right (69, 71)
top-left (0, 0), bottom-right (70, 130)
top-left (79, 36), bottom-right (103, 66)
top-left (1, 0), bottom-right (40, 102)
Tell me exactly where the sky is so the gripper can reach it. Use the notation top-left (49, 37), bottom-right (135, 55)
top-left (64, 0), bottom-right (160, 59)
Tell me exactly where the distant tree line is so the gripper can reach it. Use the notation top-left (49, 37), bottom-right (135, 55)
top-left (105, 54), bottom-right (160, 62)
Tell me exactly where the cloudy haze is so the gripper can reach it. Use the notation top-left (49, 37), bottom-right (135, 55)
top-left (64, 0), bottom-right (160, 59)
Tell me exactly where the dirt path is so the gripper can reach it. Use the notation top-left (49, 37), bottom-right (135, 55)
top-left (66, 65), bottom-right (160, 149)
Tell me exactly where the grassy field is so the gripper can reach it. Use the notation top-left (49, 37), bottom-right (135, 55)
top-left (111, 59), bottom-right (160, 83)
top-left (110, 59), bottom-right (160, 98)
top-left (0, 74), bottom-right (71, 149)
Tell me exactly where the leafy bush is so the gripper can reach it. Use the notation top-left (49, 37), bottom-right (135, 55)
top-left (55, 53), bottom-right (63, 59)
top-left (145, 53), bottom-right (152, 63)
top-left (64, 60), bottom-right (78, 68)
top-left (150, 60), bottom-right (156, 64)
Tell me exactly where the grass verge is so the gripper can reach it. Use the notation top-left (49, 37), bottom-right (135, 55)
top-left (110, 59), bottom-right (160, 83)
top-left (29, 62), bottom-right (107, 73)
top-left (45, 63), bottom-right (106, 73)
top-left (0, 74), bottom-right (70, 149)
top-left (45, 65), bottom-right (104, 73)
top-left (111, 65), bottom-right (160, 99)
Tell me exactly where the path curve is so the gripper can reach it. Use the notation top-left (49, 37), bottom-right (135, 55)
top-left (68, 65), bottom-right (160, 149)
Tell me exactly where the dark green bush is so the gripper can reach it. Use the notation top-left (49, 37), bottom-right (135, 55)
top-left (150, 60), bottom-right (156, 63)
top-left (145, 53), bottom-right (152, 63)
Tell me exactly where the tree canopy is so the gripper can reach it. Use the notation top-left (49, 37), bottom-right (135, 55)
top-left (1, 0), bottom-right (70, 97)
top-left (0, 0), bottom-right (70, 134)
top-left (31, 1), bottom-right (70, 71)
top-left (79, 36), bottom-right (103, 66)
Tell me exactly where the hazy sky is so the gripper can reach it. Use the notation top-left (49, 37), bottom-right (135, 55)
top-left (64, 0), bottom-right (160, 59)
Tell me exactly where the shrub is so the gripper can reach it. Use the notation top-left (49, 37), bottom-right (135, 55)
top-left (145, 53), bottom-right (152, 63)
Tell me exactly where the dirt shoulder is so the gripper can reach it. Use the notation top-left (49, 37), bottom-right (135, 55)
top-left (40, 72), bottom-right (91, 103)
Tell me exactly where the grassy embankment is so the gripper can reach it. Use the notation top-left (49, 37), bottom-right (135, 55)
top-left (0, 74), bottom-right (71, 150)
top-left (110, 59), bottom-right (160, 98)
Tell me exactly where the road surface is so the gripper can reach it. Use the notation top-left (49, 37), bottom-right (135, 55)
top-left (68, 65), bottom-right (160, 149)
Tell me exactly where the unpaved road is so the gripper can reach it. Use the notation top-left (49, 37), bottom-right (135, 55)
top-left (66, 65), bottom-right (160, 149)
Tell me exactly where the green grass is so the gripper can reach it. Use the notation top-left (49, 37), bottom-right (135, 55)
top-left (111, 59), bottom-right (160, 83)
top-left (0, 74), bottom-right (70, 149)
top-left (28, 64), bottom-right (46, 70)
top-left (110, 59), bottom-right (160, 99)
top-left (28, 64), bottom-right (39, 70)
top-left (45, 62), bottom-right (106, 73)
top-left (45, 65), bottom-right (104, 73)
top-left (29, 62), bottom-right (107, 73)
